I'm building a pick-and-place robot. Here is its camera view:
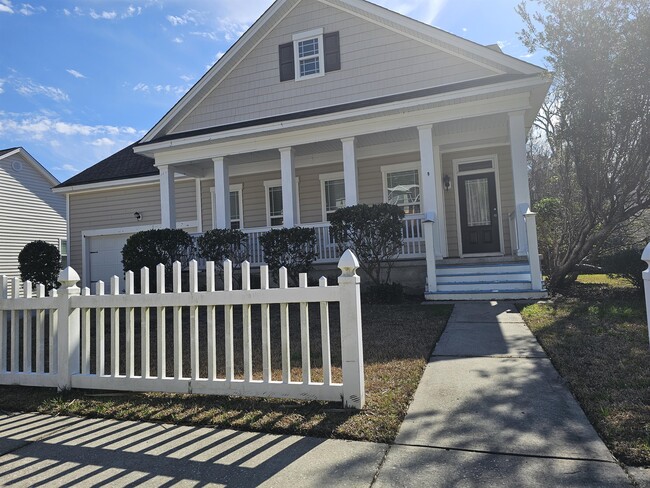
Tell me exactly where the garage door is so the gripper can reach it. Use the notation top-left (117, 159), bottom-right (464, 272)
top-left (88, 234), bottom-right (131, 290)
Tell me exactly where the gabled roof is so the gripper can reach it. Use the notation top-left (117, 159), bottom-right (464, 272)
top-left (0, 147), bottom-right (60, 186)
top-left (140, 0), bottom-right (546, 144)
top-left (56, 142), bottom-right (155, 189)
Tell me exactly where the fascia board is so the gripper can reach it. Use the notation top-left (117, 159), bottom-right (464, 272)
top-left (136, 77), bottom-right (543, 157)
top-left (149, 92), bottom-right (532, 166)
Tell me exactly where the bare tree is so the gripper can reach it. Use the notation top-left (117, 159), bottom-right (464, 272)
top-left (518, 0), bottom-right (650, 290)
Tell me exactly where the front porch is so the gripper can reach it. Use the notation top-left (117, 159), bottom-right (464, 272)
top-left (135, 82), bottom-right (548, 299)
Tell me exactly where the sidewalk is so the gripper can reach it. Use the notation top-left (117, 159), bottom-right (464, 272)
top-left (374, 301), bottom-right (633, 487)
top-left (0, 301), bottom-right (638, 487)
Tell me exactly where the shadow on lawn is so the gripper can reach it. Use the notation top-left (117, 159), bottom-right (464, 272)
top-left (0, 303), bottom-right (452, 443)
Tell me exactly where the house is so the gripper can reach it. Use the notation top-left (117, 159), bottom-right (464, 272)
top-left (54, 0), bottom-right (551, 300)
top-left (0, 147), bottom-right (67, 279)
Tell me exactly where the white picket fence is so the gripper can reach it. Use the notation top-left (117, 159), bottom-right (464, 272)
top-left (0, 250), bottom-right (365, 409)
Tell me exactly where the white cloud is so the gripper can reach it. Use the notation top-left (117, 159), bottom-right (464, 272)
top-left (90, 137), bottom-right (115, 146)
top-left (167, 14), bottom-right (187, 26)
top-left (133, 81), bottom-right (189, 96)
top-left (0, 79), bottom-right (4, 94)
top-left (172, 36), bottom-right (183, 44)
top-left (89, 9), bottom-right (117, 20)
top-left (374, 0), bottom-right (447, 25)
top-left (66, 69), bottom-right (86, 79)
top-left (15, 79), bottom-right (69, 102)
top-left (53, 163), bottom-right (79, 173)
top-left (496, 40), bottom-right (510, 50)
top-left (63, 8), bottom-right (70, 15)
top-left (519, 53), bottom-right (535, 59)
top-left (179, 74), bottom-right (193, 82)
top-left (122, 5), bottom-right (141, 18)
top-left (190, 31), bottom-right (218, 41)
top-left (18, 3), bottom-right (45, 16)
top-left (133, 82), bottom-right (149, 92)
top-left (206, 52), bottom-right (224, 70)
top-left (0, 0), bottom-right (13, 14)
top-left (166, 9), bottom-right (200, 27)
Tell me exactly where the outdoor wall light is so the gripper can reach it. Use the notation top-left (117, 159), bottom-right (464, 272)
top-left (443, 174), bottom-right (451, 191)
top-left (134, 211), bottom-right (142, 221)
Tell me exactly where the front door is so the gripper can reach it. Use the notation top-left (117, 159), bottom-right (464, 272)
top-left (458, 172), bottom-right (500, 254)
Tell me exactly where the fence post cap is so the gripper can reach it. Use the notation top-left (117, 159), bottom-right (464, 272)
top-left (524, 208), bottom-right (536, 216)
top-left (58, 266), bottom-right (80, 286)
top-left (642, 242), bottom-right (650, 262)
top-left (338, 249), bottom-right (359, 277)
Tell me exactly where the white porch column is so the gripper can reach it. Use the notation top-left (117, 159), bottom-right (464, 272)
top-left (212, 157), bottom-right (230, 229)
top-left (509, 110), bottom-right (531, 256)
top-left (418, 124), bottom-right (439, 292)
top-left (341, 137), bottom-right (358, 206)
top-left (279, 147), bottom-right (297, 227)
top-left (433, 143), bottom-right (447, 257)
top-left (159, 165), bottom-right (176, 229)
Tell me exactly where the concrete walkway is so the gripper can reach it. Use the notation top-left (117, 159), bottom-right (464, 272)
top-left (0, 301), bottom-right (638, 487)
top-left (374, 301), bottom-right (633, 487)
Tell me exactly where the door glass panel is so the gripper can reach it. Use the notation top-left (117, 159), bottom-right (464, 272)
top-left (465, 178), bottom-right (491, 227)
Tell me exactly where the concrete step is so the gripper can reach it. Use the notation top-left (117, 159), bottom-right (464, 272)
top-left (436, 272), bottom-right (532, 283)
top-left (425, 289), bottom-right (548, 301)
top-left (437, 281), bottom-right (533, 292)
top-left (436, 263), bottom-right (531, 276)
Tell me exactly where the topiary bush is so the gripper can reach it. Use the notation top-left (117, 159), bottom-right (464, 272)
top-left (122, 228), bottom-right (195, 291)
top-left (329, 203), bottom-right (404, 286)
top-left (259, 227), bottom-right (317, 286)
top-left (597, 247), bottom-right (647, 290)
top-left (18, 240), bottom-right (61, 291)
top-left (197, 228), bottom-right (249, 286)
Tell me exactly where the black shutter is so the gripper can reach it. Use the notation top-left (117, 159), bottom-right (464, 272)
top-left (324, 31), bottom-right (340, 72)
top-left (279, 42), bottom-right (295, 81)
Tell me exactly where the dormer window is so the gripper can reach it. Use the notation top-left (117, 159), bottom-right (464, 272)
top-left (294, 29), bottom-right (324, 79)
top-left (279, 30), bottom-right (340, 82)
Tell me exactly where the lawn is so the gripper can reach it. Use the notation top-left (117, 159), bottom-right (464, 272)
top-left (520, 275), bottom-right (650, 466)
top-left (0, 302), bottom-right (451, 444)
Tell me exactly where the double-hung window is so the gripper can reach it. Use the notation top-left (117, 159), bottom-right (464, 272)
top-left (320, 172), bottom-right (345, 221)
top-left (293, 29), bottom-right (324, 80)
top-left (382, 163), bottom-right (421, 215)
top-left (267, 184), bottom-right (284, 227)
top-left (210, 184), bottom-right (244, 229)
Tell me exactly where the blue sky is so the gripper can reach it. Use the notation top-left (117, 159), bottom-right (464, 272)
top-left (0, 0), bottom-right (545, 182)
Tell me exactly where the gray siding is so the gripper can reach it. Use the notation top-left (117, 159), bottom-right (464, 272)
top-left (172, 0), bottom-right (496, 134)
top-left (0, 154), bottom-right (66, 279)
top-left (442, 146), bottom-right (514, 257)
top-left (68, 180), bottom-right (197, 277)
top-left (297, 162), bottom-right (342, 223)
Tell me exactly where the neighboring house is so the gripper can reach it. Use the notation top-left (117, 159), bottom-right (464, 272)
top-left (54, 0), bottom-right (551, 300)
top-left (0, 147), bottom-right (67, 280)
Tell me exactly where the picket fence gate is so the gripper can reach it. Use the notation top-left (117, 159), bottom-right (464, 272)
top-left (0, 250), bottom-right (365, 409)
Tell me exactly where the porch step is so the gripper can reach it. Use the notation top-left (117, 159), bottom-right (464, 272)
top-left (424, 289), bottom-right (548, 301)
top-left (432, 261), bottom-right (546, 298)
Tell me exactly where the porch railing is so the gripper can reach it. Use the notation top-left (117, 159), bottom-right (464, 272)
top-left (237, 214), bottom-right (425, 266)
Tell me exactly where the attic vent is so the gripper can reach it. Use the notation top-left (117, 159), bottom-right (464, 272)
top-left (11, 161), bottom-right (23, 172)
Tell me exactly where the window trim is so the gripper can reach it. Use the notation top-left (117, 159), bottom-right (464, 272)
top-left (292, 28), bottom-right (324, 81)
top-left (59, 238), bottom-right (68, 268)
top-left (380, 162), bottom-right (422, 215)
top-left (210, 183), bottom-right (244, 229)
top-left (319, 171), bottom-right (345, 222)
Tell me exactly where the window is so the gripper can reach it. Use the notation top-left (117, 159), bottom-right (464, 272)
top-left (268, 185), bottom-right (283, 226)
top-left (210, 184), bottom-right (243, 229)
top-left (279, 30), bottom-right (340, 82)
top-left (59, 238), bottom-right (68, 268)
top-left (320, 172), bottom-right (345, 221)
top-left (382, 163), bottom-right (421, 215)
top-left (229, 184), bottom-right (243, 229)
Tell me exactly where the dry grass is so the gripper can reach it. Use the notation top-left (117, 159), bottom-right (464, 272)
top-left (520, 277), bottom-right (650, 466)
top-left (0, 302), bottom-right (451, 443)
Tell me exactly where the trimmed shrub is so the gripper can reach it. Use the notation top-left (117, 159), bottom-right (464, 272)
top-left (18, 240), bottom-right (61, 291)
top-left (598, 247), bottom-right (646, 290)
top-left (122, 229), bottom-right (195, 291)
top-left (329, 203), bottom-right (404, 286)
top-left (259, 227), bottom-right (317, 285)
top-left (197, 228), bottom-right (249, 286)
